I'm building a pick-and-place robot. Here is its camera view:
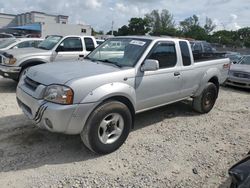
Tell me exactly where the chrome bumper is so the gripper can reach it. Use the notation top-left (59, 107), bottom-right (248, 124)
top-left (16, 86), bottom-right (98, 135)
top-left (0, 64), bottom-right (21, 79)
top-left (226, 77), bottom-right (250, 89)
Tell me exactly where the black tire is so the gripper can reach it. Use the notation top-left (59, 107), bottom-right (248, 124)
top-left (193, 82), bottom-right (218, 113)
top-left (81, 100), bottom-right (132, 154)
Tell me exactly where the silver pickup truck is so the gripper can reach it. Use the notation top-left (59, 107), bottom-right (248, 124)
top-left (0, 35), bottom-right (97, 80)
top-left (16, 36), bottom-right (229, 154)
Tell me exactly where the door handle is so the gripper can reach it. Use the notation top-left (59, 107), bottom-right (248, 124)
top-left (79, 55), bottom-right (84, 58)
top-left (174, 72), bottom-right (180, 76)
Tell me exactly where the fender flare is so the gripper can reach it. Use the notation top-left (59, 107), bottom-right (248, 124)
top-left (193, 68), bottom-right (220, 97)
top-left (80, 82), bottom-right (136, 109)
top-left (19, 58), bottom-right (48, 68)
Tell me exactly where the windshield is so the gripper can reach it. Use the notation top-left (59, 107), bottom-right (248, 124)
top-left (37, 36), bottom-right (62, 50)
top-left (87, 38), bottom-right (151, 67)
top-left (0, 39), bottom-right (17, 49)
top-left (238, 56), bottom-right (250, 65)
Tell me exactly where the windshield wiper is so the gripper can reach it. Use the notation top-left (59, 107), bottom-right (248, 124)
top-left (98, 59), bottom-right (122, 68)
top-left (85, 56), bottom-right (94, 61)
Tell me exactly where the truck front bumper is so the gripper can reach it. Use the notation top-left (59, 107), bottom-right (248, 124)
top-left (0, 64), bottom-right (21, 80)
top-left (16, 86), bottom-right (98, 135)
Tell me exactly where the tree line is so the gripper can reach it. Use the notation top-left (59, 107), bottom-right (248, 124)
top-left (100, 9), bottom-right (250, 48)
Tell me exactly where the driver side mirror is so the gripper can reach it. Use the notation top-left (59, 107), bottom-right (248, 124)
top-left (141, 59), bottom-right (159, 72)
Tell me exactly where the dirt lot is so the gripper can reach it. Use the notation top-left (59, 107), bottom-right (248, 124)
top-left (0, 77), bottom-right (249, 188)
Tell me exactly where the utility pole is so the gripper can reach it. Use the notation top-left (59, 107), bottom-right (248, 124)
top-left (111, 21), bottom-right (114, 36)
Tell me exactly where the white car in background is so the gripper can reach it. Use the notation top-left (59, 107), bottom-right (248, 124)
top-left (0, 38), bottom-right (43, 51)
top-left (96, 39), bottom-right (105, 46)
top-left (226, 55), bottom-right (250, 89)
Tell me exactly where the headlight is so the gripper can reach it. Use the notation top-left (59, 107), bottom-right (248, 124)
top-left (3, 57), bottom-right (16, 65)
top-left (44, 85), bottom-right (74, 105)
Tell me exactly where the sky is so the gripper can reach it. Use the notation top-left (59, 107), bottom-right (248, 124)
top-left (0, 0), bottom-right (249, 32)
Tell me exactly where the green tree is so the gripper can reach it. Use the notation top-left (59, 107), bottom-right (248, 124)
top-left (145, 9), bottom-right (176, 36)
top-left (115, 17), bottom-right (150, 36)
top-left (117, 25), bottom-right (130, 36)
top-left (106, 30), bottom-right (118, 36)
top-left (179, 15), bottom-right (208, 40)
top-left (237, 27), bottom-right (250, 47)
top-left (128, 17), bottom-right (150, 35)
top-left (92, 29), bottom-right (104, 36)
top-left (204, 17), bottom-right (216, 34)
top-left (211, 30), bottom-right (236, 45)
top-left (180, 15), bottom-right (199, 33)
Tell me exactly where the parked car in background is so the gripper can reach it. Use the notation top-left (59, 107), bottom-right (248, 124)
top-left (190, 40), bottom-right (214, 53)
top-left (16, 36), bottom-right (230, 154)
top-left (0, 35), bottom-right (97, 81)
top-left (0, 38), bottom-right (43, 51)
top-left (226, 55), bottom-right (250, 88)
top-left (190, 40), bottom-right (224, 60)
top-left (96, 39), bottom-right (105, 46)
top-left (0, 33), bottom-right (15, 39)
top-left (225, 51), bottom-right (242, 64)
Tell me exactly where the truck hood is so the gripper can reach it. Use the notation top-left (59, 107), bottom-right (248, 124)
top-left (26, 60), bottom-right (121, 85)
top-left (230, 64), bottom-right (250, 73)
top-left (4, 47), bottom-right (51, 58)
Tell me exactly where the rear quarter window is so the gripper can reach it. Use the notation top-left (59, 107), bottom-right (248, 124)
top-left (179, 41), bottom-right (192, 66)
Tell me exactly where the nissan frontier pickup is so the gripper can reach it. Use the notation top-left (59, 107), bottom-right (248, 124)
top-left (16, 36), bottom-right (230, 154)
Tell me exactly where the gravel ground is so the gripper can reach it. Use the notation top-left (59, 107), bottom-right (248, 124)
top-left (0, 77), bottom-right (249, 188)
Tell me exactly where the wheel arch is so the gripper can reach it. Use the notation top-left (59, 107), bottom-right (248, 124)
top-left (208, 76), bottom-right (219, 97)
top-left (193, 67), bottom-right (220, 97)
top-left (19, 59), bottom-right (48, 69)
top-left (79, 82), bottom-right (137, 129)
top-left (102, 95), bottom-right (136, 128)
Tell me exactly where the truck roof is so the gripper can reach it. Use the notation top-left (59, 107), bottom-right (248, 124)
top-left (114, 35), bottom-right (189, 43)
top-left (62, 35), bottom-right (95, 38)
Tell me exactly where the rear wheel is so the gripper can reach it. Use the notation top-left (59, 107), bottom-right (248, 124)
top-left (193, 82), bottom-right (218, 113)
top-left (81, 101), bottom-right (132, 154)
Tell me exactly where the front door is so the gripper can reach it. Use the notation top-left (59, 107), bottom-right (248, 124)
top-left (135, 41), bottom-right (183, 111)
top-left (54, 37), bottom-right (84, 62)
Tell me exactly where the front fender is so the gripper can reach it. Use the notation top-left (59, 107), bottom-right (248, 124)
top-left (194, 68), bottom-right (220, 97)
top-left (19, 58), bottom-right (49, 67)
top-left (80, 82), bottom-right (136, 107)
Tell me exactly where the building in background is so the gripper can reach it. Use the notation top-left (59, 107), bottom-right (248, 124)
top-left (0, 13), bottom-right (16, 28)
top-left (0, 11), bottom-right (92, 38)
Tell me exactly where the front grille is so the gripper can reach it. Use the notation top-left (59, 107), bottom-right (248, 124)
top-left (24, 77), bottom-right (40, 90)
top-left (233, 72), bottom-right (250, 79)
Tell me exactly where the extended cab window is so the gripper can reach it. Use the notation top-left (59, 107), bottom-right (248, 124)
top-left (179, 41), bottom-right (192, 66)
top-left (148, 42), bottom-right (177, 69)
top-left (84, 38), bottom-right (95, 51)
top-left (58, 37), bottom-right (83, 52)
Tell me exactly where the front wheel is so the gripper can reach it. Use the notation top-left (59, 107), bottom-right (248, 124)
top-left (193, 82), bottom-right (218, 113)
top-left (18, 67), bottom-right (29, 81)
top-left (81, 101), bottom-right (132, 154)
